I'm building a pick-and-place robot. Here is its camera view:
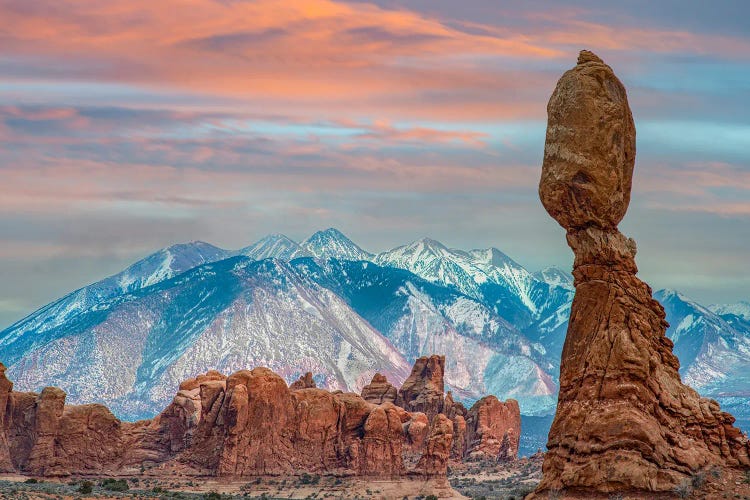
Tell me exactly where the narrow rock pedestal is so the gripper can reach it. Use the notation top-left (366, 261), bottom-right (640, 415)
top-left (533, 50), bottom-right (750, 496)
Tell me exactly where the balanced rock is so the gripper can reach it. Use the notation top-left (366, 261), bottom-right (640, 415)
top-left (464, 396), bottom-right (520, 461)
top-left (396, 355), bottom-right (445, 421)
top-left (361, 373), bottom-right (398, 404)
top-left (534, 50), bottom-right (750, 496)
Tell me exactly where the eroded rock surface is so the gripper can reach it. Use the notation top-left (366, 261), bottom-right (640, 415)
top-left (534, 50), bottom-right (750, 496)
top-left (396, 355), bottom-right (445, 421)
top-left (360, 373), bottom-right (398, 404)
top-left (0, 356), bottom-right (520, 478)
top-left (415, 413), bottom-right (453, 476)
top-left (464, 396), bottom-right (520, 462)
top-left (289, 372), bottom-right (316, 390)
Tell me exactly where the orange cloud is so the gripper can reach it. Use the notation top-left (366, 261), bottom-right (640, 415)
top-left (4, 0), bottom-right (746, 122)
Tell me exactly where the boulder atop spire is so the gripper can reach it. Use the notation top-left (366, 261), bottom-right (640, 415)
top-left (532, 52), bottom-right (750, 497)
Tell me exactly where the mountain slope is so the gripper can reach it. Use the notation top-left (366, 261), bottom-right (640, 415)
top-left (374, 238), bottom-right (573, 329)
top-left (0, 241), bottom-right (229, 347)
top-left (3, 257), bottom-right (411, 419)
top-left (655, 289), bottom-right (750, 393)
top-left (710, 301), bottom-right (750, 322)
top-left (293, 258), bottom-right (558, 413)
top-left (533, 266), bottom-right (574, 290)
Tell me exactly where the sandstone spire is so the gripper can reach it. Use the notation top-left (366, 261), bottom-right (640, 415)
top-left (534, 50), bottom-right (750, 495)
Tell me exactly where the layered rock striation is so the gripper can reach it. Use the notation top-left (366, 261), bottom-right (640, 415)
top-left (360, 373), bottom-right (398, 405)
top-left (535, 50), bottom-right (750, 495)
top-left (0, 355), bottom-right (520, 478)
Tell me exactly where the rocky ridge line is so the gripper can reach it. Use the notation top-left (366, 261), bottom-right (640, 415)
top-left (0, 355), bottom-right (520, 478)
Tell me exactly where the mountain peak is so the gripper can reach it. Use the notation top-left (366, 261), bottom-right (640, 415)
top-left (412, 237), bottom-right (449, 252)
top-left (316, 227), bottom-right (348, 238)
top-left (239, 234), bottom-right (310, 261)
top-left (655, 288), bottom-right (687, 302)
top-left (302, 228), bottom-right (373, 261)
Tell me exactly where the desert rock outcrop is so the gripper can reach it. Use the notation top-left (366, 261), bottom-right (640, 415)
top-left (534, 50), bottom-right (750, 496)
top-left (396, 355), bottom-right (445, 421)
top-left (415, 413), bottom-right (453, 475)
top-left (289, 372), bottom-right (316, 390)
top-left (464, 396), bottom-right (520, 461)
top-left (360, 373), bottom-right (398, 404)
top-left (0, 356), bottom-right (520, 478)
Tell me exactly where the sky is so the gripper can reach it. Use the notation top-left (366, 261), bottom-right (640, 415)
top-left (0, 0), bottom-right (749, 329)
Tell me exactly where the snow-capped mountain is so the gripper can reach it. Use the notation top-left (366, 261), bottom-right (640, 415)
top-left (374, 238), bottom-right (572, 329)
top-left (0, 241), bottom-right (229, 345)
top-left (0, 228), bottom-right (747, 431)
top-left (238, 233), bottom-right (311, 260)
top-left (294, 258), bottom-right (558, 414)
top-left (710, 301), bottom-right (750, 322)
top-left (301, 228), bottom-right (374, 261)
top-left (3, 257), bottom-right (412, 419)
top-left (655, 289), bottom-right (750, 393)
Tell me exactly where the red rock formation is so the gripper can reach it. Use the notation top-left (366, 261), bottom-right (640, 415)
top-left (22, 387), bottom-right (66, 475)
top-left (442, 391), bottom-right (467, 420)
top-left (0, 356), bottom-right (519, 479)
top-left (533, 50), bottom-right (750, 496)
top-left (289, 372), bottom-right (316, 390)
top-left (0, 364), bottom-right (14, 472)
top-left (360, 405), bottom-right (405, 476)
top-left (415, 414), bottom-right (453, 476)
top-left (450, 415), bottom-right (466, 460)
top-left (402, 411), bottom-right (430, 465)
top-left (464, 396), bottom-right (520, 462)
top-left (360, 373), bottom-right (398, 404)
top-left (396, 355), bottom-right (445, 421)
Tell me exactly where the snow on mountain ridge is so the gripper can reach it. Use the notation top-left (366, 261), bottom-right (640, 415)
top-left (710, 301), bottom-right (750, 322)
top-left (654, 289), bottom-right (750, 393)
top-left (238, 233), bottom-right (311, 261)
top-left (301, 228), bottom-right (374, 261)
top-left (0, 241), bottom-right (229, 344)
top-left (3, 256), bottom-right (413, 419)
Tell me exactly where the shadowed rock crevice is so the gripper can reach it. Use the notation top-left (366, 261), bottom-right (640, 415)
top-left (533, 50), bottom-right (750, 496)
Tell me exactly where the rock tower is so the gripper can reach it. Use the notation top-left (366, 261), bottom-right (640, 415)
top-left (535, 50), bottom-right (750, 495)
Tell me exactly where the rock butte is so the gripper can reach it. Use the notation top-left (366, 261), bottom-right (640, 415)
top-left (0, 355), bottom-right (520, 478)
top-left (533, 50), bottom-right (750, 497)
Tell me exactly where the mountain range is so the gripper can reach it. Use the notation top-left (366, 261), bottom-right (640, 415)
top-left (1, 228), bottom-right (748, 454)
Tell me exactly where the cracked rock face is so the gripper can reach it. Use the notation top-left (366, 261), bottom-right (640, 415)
top-left (534, 51), bottom-right (750, 496)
